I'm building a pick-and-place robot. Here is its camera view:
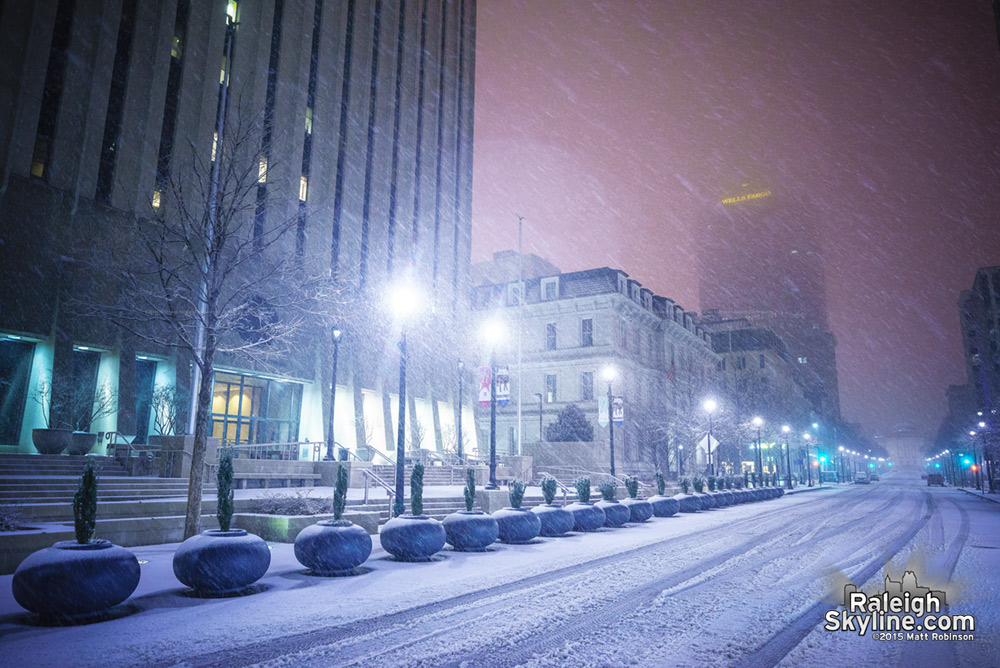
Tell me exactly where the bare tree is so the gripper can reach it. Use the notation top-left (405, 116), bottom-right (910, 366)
top-left (76, 106), bottom-right (337, 538)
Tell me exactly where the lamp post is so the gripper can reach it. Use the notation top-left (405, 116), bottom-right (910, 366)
top-left (324, 328), bottom-right (343, 461)
top-left (603, 365), bottom-right (617, 478)
top-left (804, 433), bottom-right (813, 487)
top-left (838, 445), bottom-right (845, 483)
top-left (677, 444), bottom-right (684, 479)
top-left (390, 280), bottom-right (420, 517)
top-left (534, 392), bottom-right (543, 442)
top-left (703, 398), bottom-right (717, 474)
top-left (752, 416), bottom-right (764, 486)
top-left (817, 449), bottom-right (824, 487)
top-left (481, 318), bottom-right (505, 490)
top-left (456, 359), bottom-right (464, 463)
top-left (783, 425), bottom-right (792, 489)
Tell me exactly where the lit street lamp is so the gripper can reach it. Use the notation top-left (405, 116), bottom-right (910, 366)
top-left (703, 398), bottom-right (718, 474)
top-left (783, 425), bottom-right (793, 489)
top-left (677, 444), bottom-right (684, 479)
top-left (803, 433), bottom-right (813, 487)
top-left (324, 328), bottom-right (343, 461)
top-left (390, 279), bottom-right (420, 517)
top-left (481, 317), bottom-right (505, 490)
top-left (603, 365), bottom-right (617, 477)
top-left (752, 416), bottom-right (764, 486)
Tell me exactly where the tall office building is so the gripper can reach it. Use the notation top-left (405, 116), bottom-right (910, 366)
top-left (0, 0), bottom-right (477, 457)
top-left (698, 184), bottom-right (841, 422)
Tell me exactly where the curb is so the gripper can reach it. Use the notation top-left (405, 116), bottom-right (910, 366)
top-left (958, 487), bottom-right (1000, 505)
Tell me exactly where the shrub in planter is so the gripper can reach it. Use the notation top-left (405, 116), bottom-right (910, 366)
top-left (566, 477), bottom-right (605, 531)
top-left (444, 468), bottom-right (499, 550)
top-left (648, 471), bottom-right (679, 517)
top-left (673, 476), bottom-right (701, 513)
top-left (620, 475), bottom-right (653, 523)
top-left (295, 465), bottom-right (373, 575)
top-left (173, 449), bottom-right (270, 595)
top-left (595, 479), bottom-right (630, 527)
top-left (692, 476), bottom-right (715, 510)
top-left (531, 474), bottom-right (574, 537)
top-left (13, 462), bottom-right (141, 621)
top-left (380, 462), bottom-right (446, 561)
top-left (493, 480), bottom-right (541, 544)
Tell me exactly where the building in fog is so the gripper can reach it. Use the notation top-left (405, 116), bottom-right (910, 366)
top-left (470, 255), bottom-right (718, 477)
top-left (958, 266), bottom-right (1000, 415)
top-left (0, 0), bottom-right (477, 457)
top-left (697, 183), bottom-right (841, 423)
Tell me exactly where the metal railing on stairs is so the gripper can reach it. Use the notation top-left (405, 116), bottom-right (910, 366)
top-left (361, 468), bottom-right (397, 518)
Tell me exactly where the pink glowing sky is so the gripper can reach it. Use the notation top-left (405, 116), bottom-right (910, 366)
top-left (469, 0), bottom-right (1000, 438)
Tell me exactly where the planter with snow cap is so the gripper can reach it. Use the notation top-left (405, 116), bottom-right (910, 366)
top-left (444, 469), bottom-right (499, 550)
top-left (380, 463), bottom-right (447, 561)
top-left (532, 475), bottom-right (574, 537)
top-left (674, 494), bottom-right (701, 513)
top-left (595, 479), bottom-right (629, 527)
top-left (66, 431), bottom-right (98, 455)
top-left (295, 466), bottom-right (372, 574)
top-left (567, 501), bottom-right (606, 531)
top-left (620, 475), bottom-right (653, 523)
top-left (649, 495), bottom-right (679, 517)
top-left (694, 492), bottom-right (715, 511)
top-left (31, 428), bottom-right (71, 455)
top-left (173, 529), bottom-right (271, 594)
top-left (493, 480), bottom-right (540, 544)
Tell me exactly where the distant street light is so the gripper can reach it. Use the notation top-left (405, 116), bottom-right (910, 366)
top-left (752, 416), bottom-right (764, 485)
top-left (803, 433), bottom-right (813, 487)
top-left (783, 425), bottom-right (793, 489)
top-left (703, 398), bottom-right (718, 474)
top-left (603, 365), bottom-right (617, 477)
top-left (390, 279), bottom-right (421, 516)
top-left (324, 328), bottom-right (343, 461)
top-left (482, 317), bottom-right (506, 489)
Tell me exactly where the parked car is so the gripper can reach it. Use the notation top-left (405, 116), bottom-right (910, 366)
top-left (927, 473), bottom-right (945, 487)
top-left (870, 473), bottom-right (880, 481)
top-left (855, 475), bottom-right (870, 484)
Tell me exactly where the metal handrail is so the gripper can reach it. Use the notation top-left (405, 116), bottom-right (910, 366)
top-left (537, 473), bottom-right (572, 504)
top-left (222, 441), bottom-right (306, 461)
top-left (361, 468), bottom-right (397, 517)
top-left (368, 448), bottom-right (396, 466)
top-left (537, 466), bottom-right (652, 494)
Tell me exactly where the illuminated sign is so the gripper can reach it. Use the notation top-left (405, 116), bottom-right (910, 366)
top-left (721, 190), bottom-right (772, 205)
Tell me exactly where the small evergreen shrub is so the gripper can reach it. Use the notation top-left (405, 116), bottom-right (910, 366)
top-left (411, 462), bottom-right (425, 516)
top-left (73, 461), bottom-right (98, 544)
top-left (624, 475), bottom-right (639, 499)
top-left (541, 474), bottom-right (557, 505)
top-left (707, 476), bottom-right (716, 492)
top-left (545, 403), bottom-right (595, 442)
top-left (464, 468), bottom-right (476, 511)
top-left (692, 476), bottom-right (704, 494)
top-left (0, 503), bottom-right (25, 532)
top-left (333, 465), bottom-right (348, 521)
top-left (599, 479), bottom-right (617, 501)
top-left (655, 471), bottom-right (666, 496)
top-left (574, 477), bottom-right (591, 503)
top-left (217, 448), bottom-right (235, 532)
top-left (680, 476), bottom-right (691, 494)
top-left (509, 479), bottom-right (526, 509)
top-left (743, 471), bottom-right (750, 488)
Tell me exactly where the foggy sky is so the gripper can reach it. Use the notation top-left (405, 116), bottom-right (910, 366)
top-left (470, 0), bottom-right (1000, 438)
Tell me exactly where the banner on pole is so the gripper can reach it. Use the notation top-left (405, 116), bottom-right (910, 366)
top-left (478, 366), bottom-right (491, 408)
top-left (496, 366), bottom-right (510, 407)
top-left (598, 396), bottom-right (609, 427)
top-left (612, 396), bottom-right (624, 424)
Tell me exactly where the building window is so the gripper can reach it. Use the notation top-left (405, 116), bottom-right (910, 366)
top-left (545, 374), bottom-right (557, 403)
top-left (545, 323), bottom-right (556, 350)
top-left (617, 321), bottom-right (627, 348)
top-left (299, 176), bottom-right (308, 201)
top-left (633, 328), bottom-right (640, 354)
top-left (798, 356), bottom-right (808, 364)
top-left (581, 318), bottom-right (593, 347)
top-left (211, 132), bottom-right (218, 162)
top-left (507, 283), bottom-right (522, 306)
top-left (618, 274), bottom-right (627, 294)
top-left (31, 0), bottom-right (76, 181)
top-left (581, 371), bottom-right (594, 400)
top-left (718, 359), bottom-right (726, 372)
top-left (151, 190), bottom-right (162, 209)
top-left (737, 356), bottom-right (746, 370)
top-left (759, 354), bottom-right (765, 368)
top-left (258, 156), bottom-right (268, 183)
top-left (541, 277), bottom-right (558, 301)
top-left (305, 106), bottom-right (313, 134)
top-left (210, 371), bottom-right (302, 446)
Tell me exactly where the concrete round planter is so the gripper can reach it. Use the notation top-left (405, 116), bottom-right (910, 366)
top-left (596, 500), bottom-right (630, 527)
top-left (750, 489), bottom-right (765, 501)
top-left (12, 539), bottom-right (140, 622)
top-left (294, 520), bottom-right (372, 575)
top-left (648, 495), bottom-right (679, 517)
top-left (694, 493), bottom-right (715, 511)
top-left (66, 431), bottom-right (98, 456)
top-left (775, 488), bottom-right (786, 498)
top-left (736, 490), bottom-right (751, 503)
top-left (493, 507), bottom-right (542, 544)
top-left (718, 491), bottom-right (735, 506)
top-left (621, 498), bottom-right (654, 523)
top-left (380, 515), bottom-right (446, 561)
top-left (443, 511), bottom-right (499, 551)
top-left (709, 491), bottom-right (729, 508)
top-left (173, 529), bottom-right (271, 595)
top-left (31, 428), bottom-right (71, 455)
top-left (673, 494), bottom-right (701, 513)
top-left (531, 504), bottom-right (575, 537)
top-left (566, 502), bottom-right (606, 531)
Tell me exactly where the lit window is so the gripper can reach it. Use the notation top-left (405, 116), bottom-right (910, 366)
top-left (171, 36), bottom-right (182, 59)
top-left (226, 1), bottom-right (238, 22)
top-left (546, 323), bottom-right (556, 351)
top-left (299, 176), bottom-right (308, 201)
top-left (798, 356), bottom-right (808, 364)
top-left (258, 156), bottom-right (268, 183)
top-left (545, 374), bottom-right (557, 403)
top-left (211, 132), bottom-right (218, 161)
top-left (152, 190), bottom-right (162, 209)
top-left (305, 107), bottom-right (313, 134)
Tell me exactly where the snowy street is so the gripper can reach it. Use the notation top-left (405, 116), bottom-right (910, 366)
top-left (1, 474), bottom-right (997, 668)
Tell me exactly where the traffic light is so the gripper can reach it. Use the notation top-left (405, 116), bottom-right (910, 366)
top-left (963, 458), bottom-right (971, 466)
top-left (971, 465), bottom-right (979, 472)
top-left (935, 463), bottom-right (941, 469)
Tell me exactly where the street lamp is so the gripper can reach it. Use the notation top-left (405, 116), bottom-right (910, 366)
top-left (783, 425), bottom-right (792, 489)
top-left (677, 444), bottom-right (684, 479)
top-left (603, 365), bottom-right (617, 477)
top-left (389, 279), bottom-right (421, 517)
top-left (838, 445), bottom-right (845, 483)
top-left (534, 392), bottom-right (543, 442)
top-left (703, 398), bottom-right (718, 474)
top-left (481, 317), bottom-right (506, 490)
top-left (457, 359), bottom-right (464, 463)
top-left (752, 416), bottom-right (764, 486)
top-left (803, 433), bottom-right (813, 486)
top-left (324, 328), bottom-right (343, 461)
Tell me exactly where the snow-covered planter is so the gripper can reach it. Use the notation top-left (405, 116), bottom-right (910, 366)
top-left (493, 481), bottom-right (541, 544)
top-left (567, 477), bottom-right (606, 531)
top-left (380, 463), bottom-right (446, 561)
top-left (648, 473), bottom-right (679, 517)
top-left (531, 475), bottom-right (575, 537)
top-left (444, 468), bottom-right (499, 550)
top-left (620, 475), bottom-right (653, 523)
top-left (674, 477), bottom-right (700, 513)
top-left (174, 449), bottom-right (270, 594)
top-left (294, 465), bottom-right (372, 575)
top-left (66, 431), bottom-right (98, 455)
top-left (594, 480), bottom-right (628, 527)
top-left (12, 463), bottom-right (139, 621)
top-left (774, 487), bottom-right (785, 498)
top-left (31, 428), bottom-right (71, 455)
top-left (695, 493), bottom-right (715, 511)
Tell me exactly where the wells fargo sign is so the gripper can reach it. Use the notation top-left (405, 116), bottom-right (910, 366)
top-left (721, 190), bottom-right (771, 205)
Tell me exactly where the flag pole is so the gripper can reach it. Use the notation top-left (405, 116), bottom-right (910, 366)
top-left (516, 215), bottom-right (524, 456)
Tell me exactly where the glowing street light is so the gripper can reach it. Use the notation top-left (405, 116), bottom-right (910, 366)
top-left (389, 279), bottom-right (422, 516)
top-left (481, 316), bottom-right (507, 489)
top-left (782, 425), bottom-right (792, 489)
top-left (703, 399), bottom-right (718, 473)
top-left (752, 417), bottom-right (764, 486)
top-left (603, 365), bottom-right (617, 477)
